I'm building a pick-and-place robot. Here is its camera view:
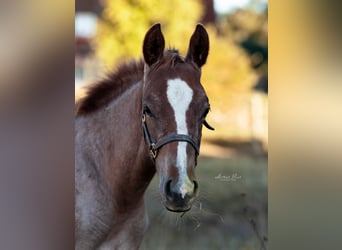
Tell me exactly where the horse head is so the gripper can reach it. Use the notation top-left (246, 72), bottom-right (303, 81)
top-left (141, 24), bottom-right (213, 212)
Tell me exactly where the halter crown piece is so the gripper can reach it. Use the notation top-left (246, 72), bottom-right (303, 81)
top-left (141, 113), bottom-right (200, 160)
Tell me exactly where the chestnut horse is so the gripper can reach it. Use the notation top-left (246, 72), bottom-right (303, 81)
top-left (75, 23), bottom-right (213, 249)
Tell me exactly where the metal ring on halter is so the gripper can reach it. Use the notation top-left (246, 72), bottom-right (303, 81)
top-left (149, 144), bottom-right (158, 159)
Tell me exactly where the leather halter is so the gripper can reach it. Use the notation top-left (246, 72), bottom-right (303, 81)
top-left (142, 113), bottom-right (200, 159)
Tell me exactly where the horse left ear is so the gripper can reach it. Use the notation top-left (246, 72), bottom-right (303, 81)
top-left (143, 23), bottom-right (165, 66)
top-left (185, 24), bottom-right (209, 68)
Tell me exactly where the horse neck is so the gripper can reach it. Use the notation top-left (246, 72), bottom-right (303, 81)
top-left (97, 79), bottom-right (155, 210)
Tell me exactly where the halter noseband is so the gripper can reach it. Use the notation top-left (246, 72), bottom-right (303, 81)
top-left (142, 113), bottom-right (200, 159)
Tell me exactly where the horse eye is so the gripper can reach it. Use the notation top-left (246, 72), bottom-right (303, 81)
top-left (143, 105), bottom-right (153, 116)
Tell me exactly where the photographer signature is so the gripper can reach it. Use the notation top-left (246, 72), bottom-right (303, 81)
top-left (214, 173), bottom-right (242, 181)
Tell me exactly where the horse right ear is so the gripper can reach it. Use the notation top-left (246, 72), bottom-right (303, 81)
top-left (185, 24), bottom-right (209, 68)
top-left (143, 23), bottom-right (165, 66)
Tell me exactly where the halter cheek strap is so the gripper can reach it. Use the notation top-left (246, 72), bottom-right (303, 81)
top-left (142, 113), bottom-right (200, 159)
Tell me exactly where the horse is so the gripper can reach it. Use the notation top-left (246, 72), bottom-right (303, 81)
top-left (75, 23), bottom-right (213, 249)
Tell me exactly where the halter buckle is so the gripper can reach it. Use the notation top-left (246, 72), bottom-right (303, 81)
top-left (150, 144), bottom-right (158, 159)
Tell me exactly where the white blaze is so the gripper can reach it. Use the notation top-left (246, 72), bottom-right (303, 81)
top-left (166, 78), bottom-right (194, 198)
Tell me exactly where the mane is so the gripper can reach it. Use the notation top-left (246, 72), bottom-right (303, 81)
top-left (75, 50), bottom-right (184, 116)
top-left (75, 59), bottom-right (144, 116)
top-left (160, 49), bottom-right (185, 66)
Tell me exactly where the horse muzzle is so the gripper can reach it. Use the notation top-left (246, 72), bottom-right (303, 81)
top-left (163, 179), bottom-right (198, 212)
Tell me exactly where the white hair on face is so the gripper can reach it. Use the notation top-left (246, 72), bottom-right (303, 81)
top-left (166, 78), bottom-right (194, 198)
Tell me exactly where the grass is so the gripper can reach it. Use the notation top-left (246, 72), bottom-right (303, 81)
top-left (141, 141), bottom-right (268, 250)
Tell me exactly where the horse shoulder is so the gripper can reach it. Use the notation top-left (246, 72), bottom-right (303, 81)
top-left (97, 200), bottom-right (149, 250)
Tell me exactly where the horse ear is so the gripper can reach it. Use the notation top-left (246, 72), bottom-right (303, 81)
top-left (143, 23), bottom-right (165, 66)
top-left (185, 24), bottom-right (209, 68)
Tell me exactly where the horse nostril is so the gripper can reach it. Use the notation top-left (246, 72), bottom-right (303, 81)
top-left (165, 179), bottom-right (172, 199)
top-left (193, 180), bottom-right (198, 194)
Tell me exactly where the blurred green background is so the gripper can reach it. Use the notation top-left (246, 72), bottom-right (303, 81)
top-left (75, 0), bottom-right (268, 249)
